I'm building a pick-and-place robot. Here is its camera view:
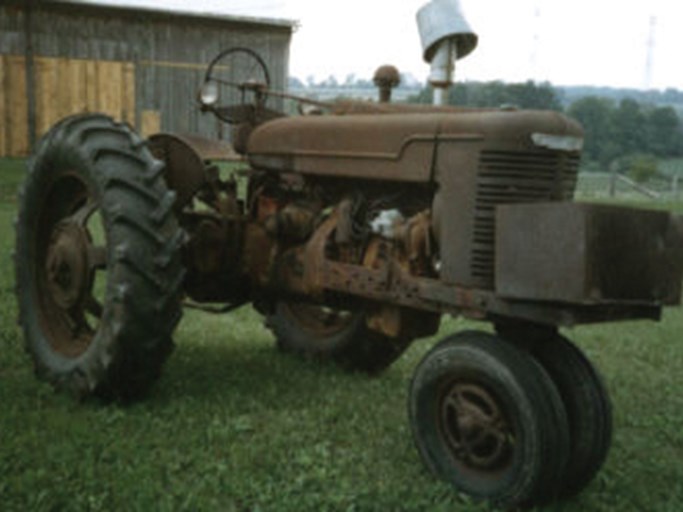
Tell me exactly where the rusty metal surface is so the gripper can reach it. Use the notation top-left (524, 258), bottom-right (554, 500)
top-left (248, 115), bottom-right (441, 182)
top-left (431, 121), bottom-right (582, 290)
top-left (467, 149), bottom-right (580, 288)
top-left (242, 222), bottom-right (276, 288)
top-left (38, 177), bottom-right (105, 359)
top-left (170, 133), bottom-right (237, 161)
top-left (496, 203), bottom-right (683, 305)
top-left (149, 133), bottom-right (224, 209)
top-left (246, 107), bottom-right (583, 312)
top-left (437, 382), bottom-right (513, 472)
top-left (303, 258), bottom-right (663, 327)
top-left (267, 199), bottom-right (668, 328)
top-left (373, 65), bottom-right (401, 103)
top-left (182, 209), bottom-right (249, 303)
top-left (247, 110), bottom-right (582, 185)
top-left (431, 137), bottom-right (483, 286)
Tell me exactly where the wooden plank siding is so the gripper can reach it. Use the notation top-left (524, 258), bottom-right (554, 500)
top-left (2, 55), bottom-right (135, 155)
top-left (141, 109), bottom-right (161, 138)
top-left (0, 2), bottom-right (292, 156)
top-left (7, 55), bottom-right (29, 156)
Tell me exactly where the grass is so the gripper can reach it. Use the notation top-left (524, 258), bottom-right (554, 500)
top-left (1, 157), bottom-right (683, 511)
top-left (659, 158), bottom-right (683, 177)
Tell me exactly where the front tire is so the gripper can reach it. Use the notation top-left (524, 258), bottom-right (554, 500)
top-left (15, 114), bottom-right (185, 401)
top-left (496, 323), bottom-right (614, 499)
top-left (408, 331), bottom-right (569, 509)
top-left (531, 335), bottom-right (612, 498)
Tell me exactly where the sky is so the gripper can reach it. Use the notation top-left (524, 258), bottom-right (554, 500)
top-left (93, 0), bottom-right (683, 90)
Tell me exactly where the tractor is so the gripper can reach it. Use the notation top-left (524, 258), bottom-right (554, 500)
top-left (13, 2), bottom-right (683, 509)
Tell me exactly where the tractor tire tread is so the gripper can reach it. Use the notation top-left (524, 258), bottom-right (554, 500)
top-left (14, 113), bottom-right (184, 401)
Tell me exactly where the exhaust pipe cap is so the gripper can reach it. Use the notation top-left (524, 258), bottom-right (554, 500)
top-left (417, 0), bottom-right (477, 63)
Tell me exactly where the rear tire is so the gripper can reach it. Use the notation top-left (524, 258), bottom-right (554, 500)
top-left (268, 301), bottom-right (411, 373)
top-left (14, 114), bottom-right (185, 401)
top-left (408, 331), bottom-right (569, 509)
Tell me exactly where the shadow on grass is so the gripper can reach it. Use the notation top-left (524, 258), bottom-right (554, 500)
top-left (149, 329), bottom-right (410, 416)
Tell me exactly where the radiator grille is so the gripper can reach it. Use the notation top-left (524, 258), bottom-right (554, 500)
top-left (472, 150), bottom-right (580, 286)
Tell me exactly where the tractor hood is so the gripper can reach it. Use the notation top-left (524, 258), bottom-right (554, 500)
top-left (247, 109), bottom-right (583, 182)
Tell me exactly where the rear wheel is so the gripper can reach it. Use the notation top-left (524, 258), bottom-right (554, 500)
top-left (408, 331), bottom-right (569, 509)
top-left (267, 301), bottom-right (411, 373)
top-left (14, 114), bottom-right (185, 401)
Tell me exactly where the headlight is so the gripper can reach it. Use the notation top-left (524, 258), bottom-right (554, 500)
top-left (199, 80), bottom-right (219, 106)
top-left (531, 133), bottom-right (583, 152)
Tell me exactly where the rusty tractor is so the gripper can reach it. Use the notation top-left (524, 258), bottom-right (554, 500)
top-left (13, 39), bottom-right (683, 512)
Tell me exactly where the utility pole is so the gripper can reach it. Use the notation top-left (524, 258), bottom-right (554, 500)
top-left (530, 3), bottom-right (541, 80)
top-left (644, 16), bottom-right (656, 90)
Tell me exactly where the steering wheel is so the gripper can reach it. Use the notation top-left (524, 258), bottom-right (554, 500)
top-left (200, 47), bottom-right (272, 124)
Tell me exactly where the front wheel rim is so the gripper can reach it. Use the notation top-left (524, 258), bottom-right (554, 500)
top-left (437, 380), bottom-right (515, 474)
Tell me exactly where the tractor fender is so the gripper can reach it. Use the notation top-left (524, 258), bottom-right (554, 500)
top-left (148, 133), bottom-right (235, 209)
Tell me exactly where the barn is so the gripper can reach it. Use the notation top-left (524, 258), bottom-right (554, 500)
top-left (0, 0), bottom-right (295, 157)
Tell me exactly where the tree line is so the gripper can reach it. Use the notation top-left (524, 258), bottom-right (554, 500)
top-left (567, 97), bottom-right (682, 165)
top-left (409, 81), bottom-right (683, 177)
top-left (410, 80), bottom-right (562, 111)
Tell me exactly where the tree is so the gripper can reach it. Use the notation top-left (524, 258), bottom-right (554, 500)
top-left (408, 84), bottom-right (683, 168)
top-left (612, 99), bottom-right (646, 156)
top-left (320, 75), bottom-right (339, 88)
top-left (646, 106), bottom-right (681, 156)
top-left (626, 154), bottom-right (660, 183)
top-left (408, 80), bottom-right (562, 110)
top-left (567, 96), bottom-right (616, 165)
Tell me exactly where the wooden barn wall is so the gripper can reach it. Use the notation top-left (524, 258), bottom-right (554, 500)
top-left (0, 4), bottom-right (291, 156)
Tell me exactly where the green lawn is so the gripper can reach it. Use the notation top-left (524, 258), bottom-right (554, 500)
top-left (1, 158), bottom-right (682, 511)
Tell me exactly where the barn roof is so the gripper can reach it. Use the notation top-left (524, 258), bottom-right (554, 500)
top-left (40, 0), bottom-right (297, 30)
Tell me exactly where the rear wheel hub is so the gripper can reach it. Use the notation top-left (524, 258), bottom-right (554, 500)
top-left (45, 221), bottom-right (91, 311)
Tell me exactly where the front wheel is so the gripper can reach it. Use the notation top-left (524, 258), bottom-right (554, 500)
top-left (408, 331), bottom-right (569, 509)
top-left (14, 114), bottom-right (185, 401)
top-left (531, 335), bottom-right (612, 498)
top-left (496, 323), bottom-right (614, 499)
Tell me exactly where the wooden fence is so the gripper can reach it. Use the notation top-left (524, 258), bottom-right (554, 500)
top-left (576, 172), bottom-right (682, 202)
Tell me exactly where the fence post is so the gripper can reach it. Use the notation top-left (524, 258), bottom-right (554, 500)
top-left (609, 162), bottom-right (617, 197)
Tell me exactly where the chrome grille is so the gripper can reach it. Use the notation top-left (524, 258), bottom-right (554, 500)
top-left (472, 150), bottom-right (580, 286)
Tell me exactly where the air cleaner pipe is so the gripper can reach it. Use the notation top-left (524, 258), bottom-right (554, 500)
top-left (429, 39), bottom-right (458, 106)
top-left (416, 0), bottom-right (477, 106)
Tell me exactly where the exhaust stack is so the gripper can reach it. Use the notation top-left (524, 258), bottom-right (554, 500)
top-left (417, 0), bottom-right (477, 105)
